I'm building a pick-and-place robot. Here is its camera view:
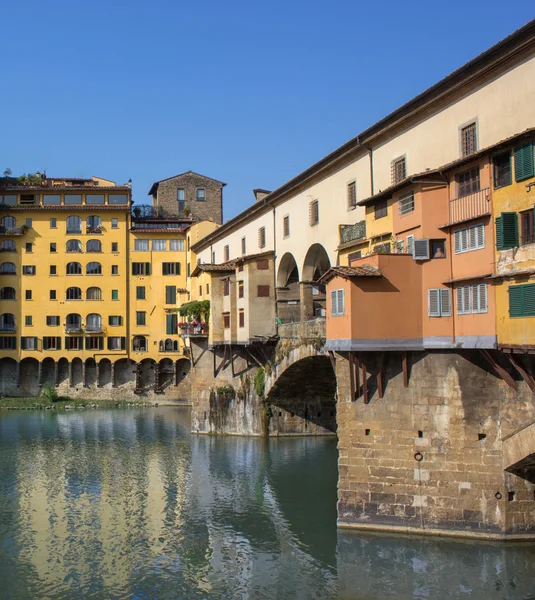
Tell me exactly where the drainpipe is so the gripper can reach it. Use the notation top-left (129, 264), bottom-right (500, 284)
top-left (444, 172), bottom-right (456, 345)
top-left (363, 143), bottom-right (375, 196)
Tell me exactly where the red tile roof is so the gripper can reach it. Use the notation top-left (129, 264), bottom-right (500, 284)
top-left (318, 265), bottom-right (382, 284)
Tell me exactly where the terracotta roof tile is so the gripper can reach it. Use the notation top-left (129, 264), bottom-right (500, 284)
top-left (318, 265), bottom-right (382, 284)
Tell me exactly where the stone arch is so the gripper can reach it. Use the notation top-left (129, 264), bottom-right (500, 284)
top-left (71, 358), bottom-right (83, 387)
top-left (57, 358), bottom-right (69, 386)
top-left (302, 243), bottom-right (331, 282)
top-left (98, 358), bottom-right (112, 387)
top-left (276, 253), bottom-right (300, 324)
top-left (0, 357), bottom-right (17, 395)
top-left (176, 358), bottom-right (191, 385)
top-left (277, 252), bottom-right (299, 288)
top-left (115, 358), bottom-right (135, 388)
top-left (301, 244), bottom-right (331, 319)
top-left (41, 357), bottom-right (56, 385)
top-left (85, 358), bottom-right (97, 387)
top-left (139, 358), bottom-right (156, 392)
top-left (20, 357), bottom-right (39, 395)
top-left (159, 358), bottom-right (175, 391)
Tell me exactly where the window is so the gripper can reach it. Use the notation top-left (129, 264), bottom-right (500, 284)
top-left (21, 336), bottom-right (37, 350)
top-left (50, 218), bottom-right (57, 228)
top-left (86, 239), bottom-right (102, 252)
top-left (162, 262), bottom-right (180, 276)
top-left (163, 286), bottom-right (176, 306)
top-left (223, 313), bottom-right (230, 329)
top-left (520, 209), bottom-right (535, 246)
top-left (460, 122), bottom-right (477, 157)
top-left (347, 181), bottom-right (357, 209)
top-left (348, 251), bottom-right (362, 263)
top-left (0, 287), bottom-right (15, 300)
top-left (375, 200), bottom-right (387, 219)
top-left (65, 336), bottom-right (83, 351)
top-left (454, 223), bottom-right (485, 253)
top-left (86, 194), bottom-right (105, 205)
top-left (0, 240), bottom-right (15, 252)
top-left (239, 310), bottom-right (245, 328)
top-left (108, 337), bottom-right (126, 350)
top-left (241, 237), bottom-right (246, 255)
top-left (109, 194), bottom-right (128, 205)
top-left (111, 242), bottom-right (118, 253)
top-left (398, 193), bottom-right (415, 216)
top-left (196, 188), bottom-right (205, 201)
top-left (177, 188), bottom-right (185, 208)
top-left (224, 245), bottom-right (230, 262)
top-left (161, 338), bottom-right (179, 352)
top-left (50, 290), bottom-right (56, 300)
top-left (25, 316), bottom-right (32, 327)
top-left (111, 218), bottom-right (119, 229)
top-left (25, 242), bottom-right (32, 253)
top-left (509, 283), bottom-right (535, 317)
top-left (257, 259), bottom-right (269, 270)
top-left (199, 285), bottom-right (202, 296)
top-left (134, 239), bottom-right (149, 251)
top-left (111, 290), bottom-right (119, 300)
top-left (152, 239), bottom-right (167, 251)
top-left (456, 168), bottom-right (480, 198)
top-left (258, 227), bottom-right (266, 249)
top-left (25, 218), bottom-right (32, 229)
top-left (170, 239), bottom-right (184, 251)
top-left (24, 290), bottom-right (32, 300)
top-left (1, 216), bottom-right (16, 229)
top-left (412, 239), bottom-right (429, 260)
top-left (66, 216), bottom-right (82, 234)
top-left (50, 243), bottom-right (57, 253)
top-left (86, 287), bottom-right (102, 300)
top-left (42, 195), bottom-right (60, 206)
top-left (86, 313), bottom-right (103, 333)
top-left (257, 285), bottom-right (270, 297)
top-left (428, 289), bottom-right (451, 317)
top-left (132, 336), bottom-right (147, 352)
top-left (22, 265), bottom-right (36, 275)
top-left (86, 216), bottom-right (102, 233)
top-left (309, 200), bottom-right (319, 226)
top-left (46, 316), bottom-right (60, 326)
top-left (66, 262), bottom-right (82, 275)
top-left (132, 262), bottom-right (151, 275)
top-left (494, 151), bottom-right (512, 188)
top-left (283, 215), bottom-right (290, 238)
top-left (0, 337), bottom-right (16, 350)
top-left (456, 283), bottom-right (488, 315)
top-left (65, 194), bottom-right (82, 205)
top-left (238, 281), bottom-right (244, 298)
top-left (331, 289), bottom-right (344, 316)
top-left (43, 336), bottom-right (61, 351)
top-left (136, 286), bottom-right (146, 300)
top-left (109, 316), bottom-right (123, 326)
top-left (112, 265), bottom-right (119, 275)
top-left (0, 262), bottom-right (16, 274)
top-left (86, 336), bottom-right (104, 351)
top-left (166, 313), bottom-right (177, 334)
top-left (430, 239), bottom-right (446, 258)
top-left (212, 251), bottom-right (216, 263)
top-left (66, 313), bottom-right (82, 331)
top-left (66, 239), bottom-right (82, 253)
top-left (514, 143), bottom-right (534, 182)
top-left (391, 156), bottom-right (406, 185)
top-left (206, 283), bottom-right (209, 294)
top-left (495, 213), bottom-right (518, 250)
top-left (66, 287), bottom-right (82, 300)
top-left (223, 279), bottom-right (230, 296)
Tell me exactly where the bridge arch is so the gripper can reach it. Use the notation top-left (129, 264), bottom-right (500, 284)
top-left (302, 243), bottom-right (331, 282)
top-left (300, 243), bottom-right (331, 319)
top-left (276, 253), bottom-right (300, 324)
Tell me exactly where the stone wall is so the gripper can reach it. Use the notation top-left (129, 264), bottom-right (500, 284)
top-left (335, 350), bottom-right (535, 538)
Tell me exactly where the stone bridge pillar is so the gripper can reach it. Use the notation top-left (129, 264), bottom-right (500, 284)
top-left (299, 282), bottom-right (314, 321)
top-left (110, 362), bottom-right (115, 388)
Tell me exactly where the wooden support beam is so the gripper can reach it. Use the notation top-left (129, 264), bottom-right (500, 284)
top-left (355, 354), bottom-right (360, 395)
top-left (362, 360), bottom-right (369, 404)
top-left (231, 346), bottom-right (235, 378)
top-left (328, 350), bottom-right (336, 373)
top-left (190, 342), bottom-right (195, 367)
top-left (247, 348), bottom-right (264, 368)
top-left (507, 354), bottom-right (535, 393)
top-left (213, 348), bottom-right (217, 378)
top-left (348, 352), bottom-right (355, 402)
top-left (481, 350), bottom-right (517, 389)
top-left (377, 355), bottom-right (384, 399)
top-left (402, 352), bottom-right (409, 388)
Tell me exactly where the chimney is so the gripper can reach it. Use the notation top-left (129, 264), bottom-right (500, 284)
top-left (253, 188), bottom-right (271, 203)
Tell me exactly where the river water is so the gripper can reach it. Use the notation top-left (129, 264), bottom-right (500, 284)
top-left (0, 407), bottom-right (533, 600)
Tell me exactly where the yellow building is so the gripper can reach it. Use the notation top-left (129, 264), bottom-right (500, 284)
top-left (491, 130), bottom-right (535, 349)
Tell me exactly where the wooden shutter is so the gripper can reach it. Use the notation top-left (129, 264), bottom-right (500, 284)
top-left (257, 285), bottom-right (270, 297)
top-left (456, 287), bottom-right (464, 314)
top-left (495, 216), bottom-right (504, 250)
top-left (121, 337), bottom-right (126, 350)
top-left (514, 143), bottom-right (534, 182)
top-left (331, 290), bottom-right (338, 316)
top-left (478, 284), bottom-right (488, 313)
top-left (337, 290), bottom-right (344, 315)
top-left (175, 262), bottom-right (181, 275)
top-left (145, 262), bottom-right (151, 275)
top-left (475, 223), bottom-right (485, 249)
top-left (501, 212), bottom-right (518, 249)
top-left (428, 289), bottom-right (440, 317)
top-left (524, 284), bottom-right (535, 316)
top-left (413, 239), bottom-right (429, 260)
top-left (440, 289), bottom-right (451, 316)
top-left (166, 286), bottom-right (176, 304)
top-left (56, 337), bottom-right (62, 350)
top-left (166, 313), bottom-right (177, 334)
top-left (454, 230), bottom-right (462, 254)
top-left (469, 226), bottom-right (477, 250)
top-left (509, 285), bottom-right (523, 317)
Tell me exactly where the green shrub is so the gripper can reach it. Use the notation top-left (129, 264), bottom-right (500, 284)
top-left (254, 368), bottom-right (265, 398)
top-left (40, 383), bottom-right (58, 402)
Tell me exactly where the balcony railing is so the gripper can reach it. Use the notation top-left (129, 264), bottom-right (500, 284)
top-left (0, 226), bottom-right (27, 236)
top-left (178, 324), bottom-right (209, 337)
top-left (449, 188), bottom-right (490, 225)
top-left (65, 324), bottom-right (83, 333)
top-left (86, 325), bottom-right (104, 333)
top-left (340, 220), bottom-right (366, 245)
top-left (0, 325), bottom-right (16, 332)
top-left (132, 205), bottom-right (185, 220)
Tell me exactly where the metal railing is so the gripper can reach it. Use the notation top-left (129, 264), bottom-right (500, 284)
top-left (0, 226), bottom-right (27, 236)
top-left (178, 325), bottom-right (209, 336)
top-left (132, 205), bottom-right (185, 220)
top-left (340, 220), bottom-right (366, 244)
top-left (449, 188), bottom-right (490, 225)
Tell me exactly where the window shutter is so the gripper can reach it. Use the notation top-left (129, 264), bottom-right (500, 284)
top-left (524, 284), bottom-right (535, 316)
top-left (469, 226), bottom-right (477, 250)
top-left (501, 212), bottom-right (518, 249)
top-left (331, 290), bottom-right (338, 316)
top-left (456, 287), bottom-right (464, 314)
top-left (495, 216), bottom-right (504, 250)
top-left (413, 239), bottom-right (429, 260)
top-left (454, 230), bottom-right (461, 254)
top-left (478, 284), bottom-right (488, 313)
top-left (514, 143), bottom-right (534, 182)
top-left (428, 289), bottom-right (440, 317)
top-left (166, 286), bottom-right (176, 305)
top-left (145, 262), bottom-right (151, 275)
top-left (99, 337), bottom-right (104, 350)
top-left (337, 290), bottom-right (344, 315)
top-left (509, 286), bottom-right (523, 317)
top-left (470, 284), bottom-right (479, 313)
top-left (175, 262), bottom-right (181, 275)
top-left (476, 223), bottom-right (485, 249)
top-left (121, 337), bottom-right (126, 350)
top-left (440, 289), bottom-right (451, 316)
top-left (57, 337), bottom-right (61, 350)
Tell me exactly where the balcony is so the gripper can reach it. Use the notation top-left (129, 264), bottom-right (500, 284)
top-left (65, 324), bottom-right (83, 334)
top-left (0, 326), bottom-right (15, 333)
top-left (448, 188), bottom-right (490, 226)
top-left (178, 324), bottom-right (209, 337)
top-left (0, 226), bottom-right (27, 236)
top-left (340, 221), bottom-right (366, 246)
top-left (86, 325), bottom-right (104, 333)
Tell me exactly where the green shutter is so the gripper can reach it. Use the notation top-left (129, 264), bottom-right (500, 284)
top-left (121, 337), bottom-right (126, 350)
top-left (495, 216), bottom-right (504, 250)
top-left (57, 337), bottom-right (61, 350)
top-left (514, 143), bottom-right (534, 182)
top-left (166, 286), bottom-right (176, 305)
top-left (166, 313), bottom-right (177, 334)
top-left (501, 212), bottom-right (518, 249)
top-left (524, 284), bottom-right (535, 317)
top-left (176, 262), bottom-right (181, 275)
top-left (145, 262), bottom-right (151, 275)
top-left (509, 286), bottom-right (523, 317)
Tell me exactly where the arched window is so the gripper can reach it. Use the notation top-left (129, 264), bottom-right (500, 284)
top-left (86, 287), bottom-right (102, 300)
top-left (66, 287), bottom-right (82, 300)
top-left (66, 239), bottom-right (82, 253)
top-left (0, 313), bottom-right (15, 331)
top-left (86, 313), bottom-right (102, 332)
top-left (66, 313), bottom-right (82, 332)
top-left (0, 287), bottom-right (15, 300)
top-left (86, 216), bottom-right (102, 234)
top-left (0, 240), bottom-right (16, 252)
top-left (164, 338), bottom-right (178, 351)
top-left (86, 239), bottom-right (102, 253)
top-left (86, 262), bottom-right (102, 275)
top-left (66, 216), bottom-right (82, 234)
top-left (66, 262), bottom-right (82, 275)
top-left (133, 336), bottom-right (147, 352)
top-left (1, 216), bottom-right (16, 230)
top-left (0, 262), bottom-right (16, 274)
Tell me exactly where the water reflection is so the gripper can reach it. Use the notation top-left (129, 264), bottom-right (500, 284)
top-left (0, 408), bottom-right (533, 599)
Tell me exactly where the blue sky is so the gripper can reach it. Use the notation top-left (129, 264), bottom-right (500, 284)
top-left (3, 1), bottom-right (533, 220)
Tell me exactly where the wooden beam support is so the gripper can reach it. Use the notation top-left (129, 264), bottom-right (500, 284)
top-left (507, 354), bottom-right (535, 393)
top-left (328, 350), bottom-right (336, 373)
top-left (231, 345), bottom-right (235, 378)
top-left (362, 360), bottom-right (369, 404)
top-left (402, 352), bottom-right (409, 388)
top-left (213, 348), bottom-right (217, 378)
top-left (481, 350), bottom-right (517, 390)
top-left (377, 355), bottom-right (384, 399)
top-left (354, 354), bottom-right (360, 396)
top-left (190, 342), bottom-right (195, 367)
top-left (247, 348), bottom-right (264, 369)
top-left (348, 352), bottom-right (355, 402)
